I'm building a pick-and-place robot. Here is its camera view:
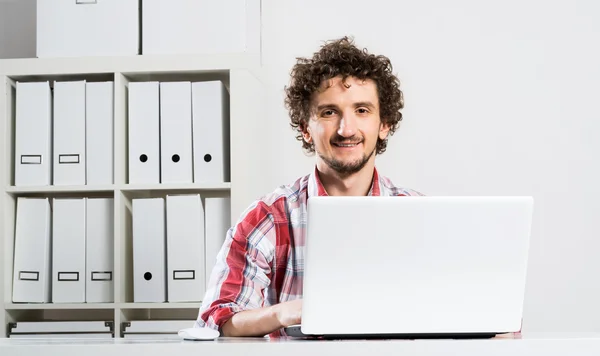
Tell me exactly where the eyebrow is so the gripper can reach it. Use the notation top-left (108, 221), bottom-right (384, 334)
top-left (316, 101), bottom-right (376, 111)
top-left (316, 103), bottom-right (337, 111)
top-left (353, 101), bottom-right (376, 109)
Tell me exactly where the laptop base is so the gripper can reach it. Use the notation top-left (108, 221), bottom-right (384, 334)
top-left (284, 326), bottom-right (498, 340)
top-left (321, 333), bottom-right (498, 340)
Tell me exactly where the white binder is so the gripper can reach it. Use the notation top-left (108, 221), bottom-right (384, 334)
top-left (192, 81), bottom-right (230, 183)
top-left (36, 0), bottom-right (138, 57)
top-left (166, 194), bottom-right (204, 302)
top-left (9, 334), bottom-right (112, 339)
top-left (132, 198), bottom-right (166, 302)
top-left (8, 321), bottom-right (113, 339)
top-left (122, 320), bottom-right (194, 339)
top-left (86, 198), bottom-right (114, 303)
top-left (142, 0), bottom-right (260, 56)
top-left (128, 81), bottom-right (160, 184)
top-left (12, 198), bottom-right (51, 303)
top-left (53, 80), bottom-right (86, 185)
top-left (204, 197), bottom-right (231, 287)
top-left (160, 81), bottom-right (193, 184)
top-left (14, 81), bottom-right (52, 186)
top-left (86, 81), bottom-right (114, 185)
top-left (52, 198), bottom-right (86, 303)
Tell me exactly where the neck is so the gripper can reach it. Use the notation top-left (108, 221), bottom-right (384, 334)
top-left (316, 158), bottom-right (376, 196)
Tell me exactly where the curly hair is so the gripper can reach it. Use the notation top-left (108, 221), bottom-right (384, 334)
top-left (284, 36), bottom-right (404, 155)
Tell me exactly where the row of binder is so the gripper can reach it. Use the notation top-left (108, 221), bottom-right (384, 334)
top-left (12, 197), bottom-right (114, 303)
top-left (8, 320), bottom-right (195, 339)
top-left (12, 194), bottom-right (231, 304)
top-left (128, 80), bottom-right (230, 185)
top-left (121, 320), bottom-right (195, 339)
top-left (14, 81), bottom-right (113, 187)
top-left (132, 195), bottom-right (230, 303)
top-left (36, 0), bottom-right (260, 57)
top-left (8, 321), bottom-right (114, 339)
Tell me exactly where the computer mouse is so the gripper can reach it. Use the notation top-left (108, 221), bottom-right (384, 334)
top-left (178, 327), bottom-right (220, 341)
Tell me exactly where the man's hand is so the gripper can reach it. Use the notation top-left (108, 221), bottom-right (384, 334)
top-left (494, 332), bottom-right (521, 339)
top-left (220, 299), bottom-right (303, 337)
top-left (274, 299), bottom-right (303, 327)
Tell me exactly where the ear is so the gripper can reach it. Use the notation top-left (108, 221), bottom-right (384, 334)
top-left (379, 121), bottom-right (391, 140)
top-left (302, 125), bottom-right (313, 144)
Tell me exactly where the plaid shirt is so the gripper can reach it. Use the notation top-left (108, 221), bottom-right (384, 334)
top-left (195, 166), bottom-right (424, 337)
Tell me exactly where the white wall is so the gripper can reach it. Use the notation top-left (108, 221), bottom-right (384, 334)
top-left (0, 0), bottom-right (35, 59)
top-left (261, 0), bottom-right (600, 333)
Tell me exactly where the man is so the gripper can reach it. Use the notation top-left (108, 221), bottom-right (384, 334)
top-left (194, 36), bottom-right (423, 337)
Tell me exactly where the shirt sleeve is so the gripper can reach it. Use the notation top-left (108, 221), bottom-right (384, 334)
top-left (195, 202), bottom-right (275, 331)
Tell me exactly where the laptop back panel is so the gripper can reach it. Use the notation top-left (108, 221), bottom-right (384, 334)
top-left (300, 196), bottom-right (533, 336)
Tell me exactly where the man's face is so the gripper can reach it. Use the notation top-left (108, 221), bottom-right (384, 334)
top-left (303, 76), bottom-right (390, 175)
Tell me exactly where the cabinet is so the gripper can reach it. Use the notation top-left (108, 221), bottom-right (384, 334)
top-left (0, 53), bottom-right (265, 337)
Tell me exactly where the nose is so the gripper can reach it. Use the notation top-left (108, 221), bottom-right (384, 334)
top-left (337, 113), bottom-right (357, 138)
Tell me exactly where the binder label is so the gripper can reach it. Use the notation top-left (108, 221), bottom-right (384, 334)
top-left (19, 271), bottom-right (39, 281)
top-left (20, 155), bottom-right (42, 164)
top-left (58, 272), bottom-right (80, 281)
top-left (91, 271), bottom-right (113, 281)
top-left (173, 270), bottom-right (195, 280)
top-left (58, 154), bottom-right (81, 164)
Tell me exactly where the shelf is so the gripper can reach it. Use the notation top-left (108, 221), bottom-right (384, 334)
top-left (120, 183), bottom-right (231, 192)
top-left (5, 302), bottom-right (201, 310)
top-left (0, 53), bottom-right (260, 77)
top-left (0, 50), bottom-right (263, 339)
top-left (118, 303), bottom-right (201, 310)
top-left (4, 183), bottom-right (230, 194)
top-left (5, 185), bottom-right (115, 194)
top-left (5, 303), bottom-right (115, 310)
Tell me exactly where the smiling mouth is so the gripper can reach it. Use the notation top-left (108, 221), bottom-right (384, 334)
top-left (332, 141), bottom-right (362, 147)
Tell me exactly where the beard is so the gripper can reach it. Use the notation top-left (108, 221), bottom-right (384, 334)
top-left (316, 136), bottom-right (377, 175)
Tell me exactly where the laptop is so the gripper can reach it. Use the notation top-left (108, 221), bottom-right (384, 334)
top-left (285, 196), bottom-right (533, 339)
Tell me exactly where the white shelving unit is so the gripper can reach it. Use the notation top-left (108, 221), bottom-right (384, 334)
top-left (0, 53), bottom-right (266, 338)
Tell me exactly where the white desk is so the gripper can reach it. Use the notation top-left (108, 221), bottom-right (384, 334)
top-left (0, 333), bottom-right (599, 356)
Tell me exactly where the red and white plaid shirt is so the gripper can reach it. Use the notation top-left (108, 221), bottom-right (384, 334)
top-left (195, 166), bottom-right (424, 337)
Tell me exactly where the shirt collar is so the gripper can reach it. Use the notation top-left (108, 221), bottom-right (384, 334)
top-left (308, 166), bottom-right (382, 198)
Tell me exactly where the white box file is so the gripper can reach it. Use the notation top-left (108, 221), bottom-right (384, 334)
top-left (142, 0), bottom-right (261, 56)
top-left (9, 334), bottom-right (112, 339)
top-left (12, 198), bottom-right (51, 303)
top-left (192, 81), bottom-right (230, 183)
top-left (122, 320), bottom-right (195, 339)
top-left (128, 82), bottom-right (160, 184)
top-left (166, 194), bottom-right (204, 302)
top-left (205, 197), bottom-right (231, 286)
top-left (86, 198), bottom-right (114, 303)
top-left (86, 81), bottom-right (114, 185)
top-left (14, 81), bottom-right (52, 186)
top-left (132, 198), bottom-right (166, 302)
top-left (160, 82), bottom-right (193, 184)
top-left (53, 80), bottom-right (86, 185)
top-left (8, 321), bottom-right (113, 339)
top-left (36, 0), bottom-right (138, 57)
top-left (52, 198), bottom-right (86, 303)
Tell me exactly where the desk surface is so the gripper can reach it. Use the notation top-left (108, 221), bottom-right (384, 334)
top-left (1, 333), bottom-right (600, 356)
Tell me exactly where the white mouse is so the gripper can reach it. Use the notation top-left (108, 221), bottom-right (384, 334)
top-left (178, 327), bottom-right (220, 341)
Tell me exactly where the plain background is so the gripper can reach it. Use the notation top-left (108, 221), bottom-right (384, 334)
top-left (0, 0), bottom-right (35, 59)
top-left (1, 0), bottom-right (600, 334)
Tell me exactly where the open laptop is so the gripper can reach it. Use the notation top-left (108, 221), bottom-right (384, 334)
top-left (285, 196), bottom-right (533, 339)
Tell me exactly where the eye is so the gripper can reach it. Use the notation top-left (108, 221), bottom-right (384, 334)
top-left (321, 109), bottom-right (336, 117)
top-left (356, 107), bottom-right (369, 114)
